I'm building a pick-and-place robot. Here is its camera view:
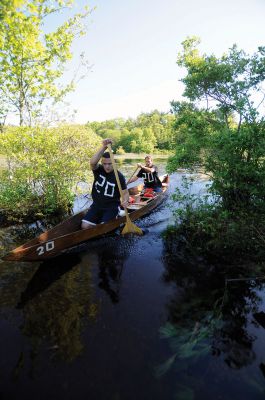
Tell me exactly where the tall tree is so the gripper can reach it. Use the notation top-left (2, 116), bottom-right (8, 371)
top-left (0, 0), bottom-right (91, 126)
top-left (177, 36), bottom-right (265, 129)
top-left (168, 38), bottom-right (265, 210)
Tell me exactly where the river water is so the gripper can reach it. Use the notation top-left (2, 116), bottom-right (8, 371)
top-left (0, 159), bottom-right (265, 399)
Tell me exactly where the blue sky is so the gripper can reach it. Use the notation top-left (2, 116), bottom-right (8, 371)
top-left (51, 0), bottom-right (265, 123)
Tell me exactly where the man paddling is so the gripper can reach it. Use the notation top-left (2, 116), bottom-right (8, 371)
top-left (81, 139), bottom-right (130, 229)
top-left (127, 155), bottom-right (162, 193)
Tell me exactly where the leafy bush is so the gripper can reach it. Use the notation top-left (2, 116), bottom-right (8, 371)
top-left (164, 178), bottom-right (265, 262)
top-left (0, 125), bottom-right (101, 223)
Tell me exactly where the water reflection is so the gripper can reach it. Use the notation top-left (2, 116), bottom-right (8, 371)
top-left (212, 279), bottom-right (263, 369)
top-left (17, 253), bottom-right (82, 308)
top-left (1, 233), bottom-right (135, 376)
top-left (98, 251), bottom-right (123, 304)
top-left (16, 253), bottom-right (98, 363)
top-left (158, 240), bottom-right (265, 398)
top-left (80, 236), bottom-right (134, 304)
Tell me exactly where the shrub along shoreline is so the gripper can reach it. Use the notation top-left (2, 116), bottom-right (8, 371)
top-left (0, 125), bottom-right (101, 225)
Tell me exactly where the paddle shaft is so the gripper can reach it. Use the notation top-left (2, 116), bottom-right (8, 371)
top-left (106, 144), bottom-right (143, 236)
top-left (127, 166), bottom-right (139, 183)
top-left (107, 144), bottom-right (131, 220)
top-left (107, 144), bottom-right (125, 199)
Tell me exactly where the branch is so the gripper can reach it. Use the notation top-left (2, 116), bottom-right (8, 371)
top-left (237, 114), bottom-right (242, 133)
top-left (256, 92), bottom-right (265, 110)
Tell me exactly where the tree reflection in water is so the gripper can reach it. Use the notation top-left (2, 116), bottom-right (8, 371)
top-left (157, 239), bottom-right (265, 398)
top-left (16, 253), bottom-right (98, 364)
top-left (15, 234), bottom-right (133, 372)
top-left (212, 279), bottom-right (261, 369)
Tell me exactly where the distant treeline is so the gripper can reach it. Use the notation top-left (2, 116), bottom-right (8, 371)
top-left (86, 110), bottom-right (175, 154)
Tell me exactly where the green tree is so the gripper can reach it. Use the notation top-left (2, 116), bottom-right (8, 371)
top-left (126, 127), bottom-right (156, 153)
top-left (136, 110), bottom-right (175, 149)
top-left (0, 125), bottom-right (101, 222)
top-left (97, 128), bottom-right (121, 150)
top-left (118, 128), bottom-right (132, 152)
top-left (0, 0), bottom-right (91, 126)
top-left (86, 112), bottom-right (174, 153)
top-left (177, 37), bottom-right (265, 128)
top-left (168, 38), bottom-right (265, 211)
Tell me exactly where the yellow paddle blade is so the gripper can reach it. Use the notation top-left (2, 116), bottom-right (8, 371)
top-left (121, 219), bottom-right (143, 236)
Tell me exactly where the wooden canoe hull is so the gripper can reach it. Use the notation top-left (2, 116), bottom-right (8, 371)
top-left (2, 175), bottom-right (169, 262)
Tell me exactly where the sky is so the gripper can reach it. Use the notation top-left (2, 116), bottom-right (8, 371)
top-left (48, 0), bottom-right (265, 123)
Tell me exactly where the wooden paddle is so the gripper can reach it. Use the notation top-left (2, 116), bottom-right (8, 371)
top-left (107, 144), bottom-right (143, 236)
top-left (127, 166), bottom-right (139, 184)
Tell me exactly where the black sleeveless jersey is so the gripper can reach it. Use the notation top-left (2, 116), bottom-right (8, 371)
top-left (137, 166), bottom-right (162, 189)
top-left (91, 165), bottom-right (127, 207)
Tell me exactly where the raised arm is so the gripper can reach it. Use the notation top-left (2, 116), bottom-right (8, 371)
top-left (90, 138), bottom-right (112, 170)
top-left (137, 163), bottom-right (157, 173)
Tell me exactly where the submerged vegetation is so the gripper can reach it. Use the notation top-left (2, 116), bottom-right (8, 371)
top-left (156, 244), bottom-right (265, 398)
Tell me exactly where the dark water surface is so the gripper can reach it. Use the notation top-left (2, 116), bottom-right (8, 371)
top-left (1, 161), bottom-right (265, 399)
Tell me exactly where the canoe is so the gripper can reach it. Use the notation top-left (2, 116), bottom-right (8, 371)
top-left (2, 174), bottom-right (169, 262)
